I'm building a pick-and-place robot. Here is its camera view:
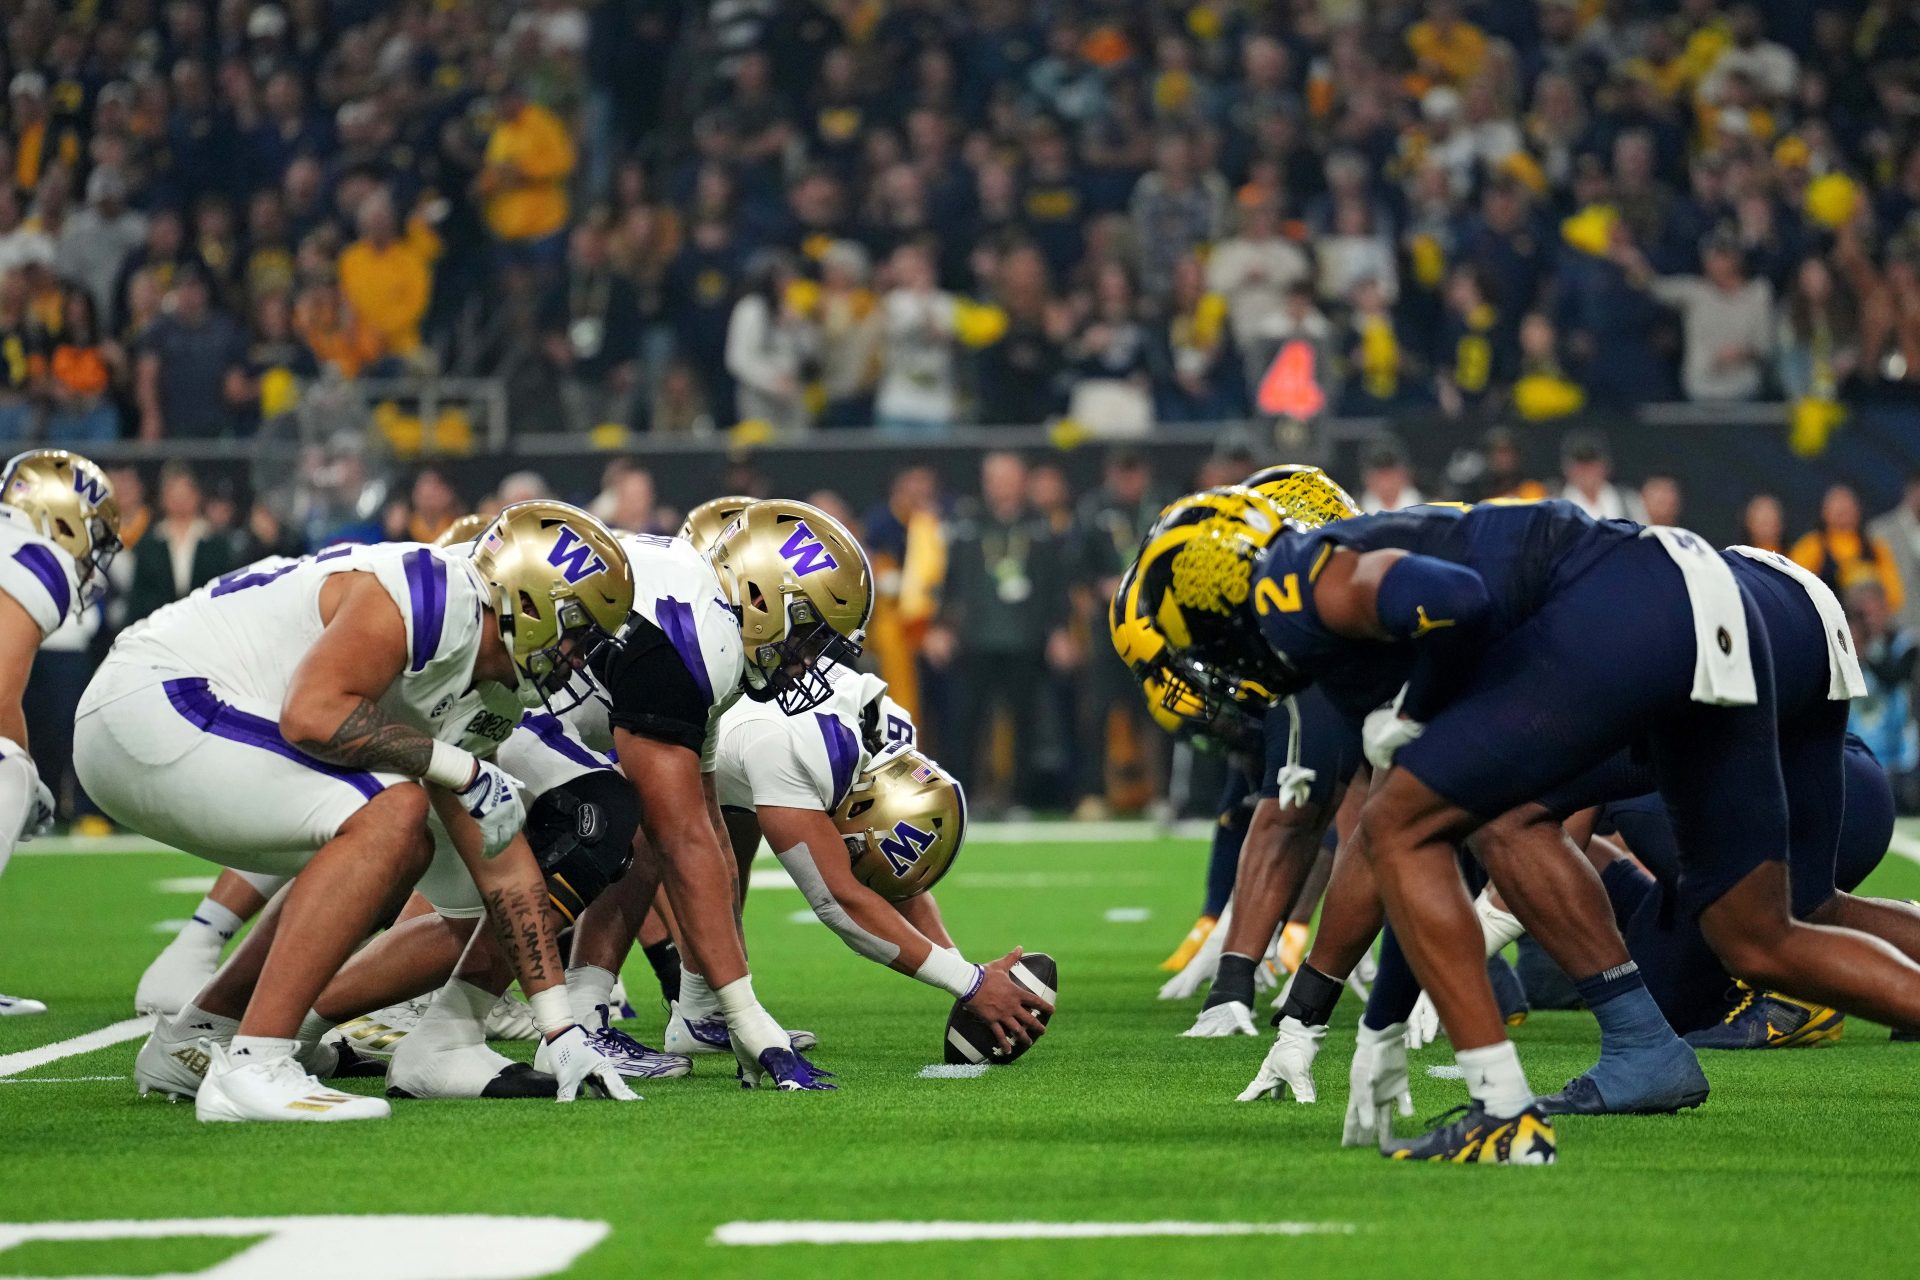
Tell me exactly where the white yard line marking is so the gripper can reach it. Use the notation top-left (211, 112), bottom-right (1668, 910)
top-left (0, 1015), bottom-right (152, 1078)
top-left (14, 834), bottom-right (174, 856)
top-left (1886, 832), bottom-right (1920, 868)
top-left (712, 1220), bottom-right (1356, 1247)
top-left (917, 1064), bottom-right (989, 1079)
top-left (1426, 1065), bottom-right (1465, 1080)
top-left (785, 910), bottom-right (824, 925)
top-left (1103, 907), bottom-right (1152, 923)
top-left (153, 875), bottom-right (217, 894)
top-left (149, 918), bottom-right (190, 934)
top-left (0, 1074), bottom-right (126, 1084)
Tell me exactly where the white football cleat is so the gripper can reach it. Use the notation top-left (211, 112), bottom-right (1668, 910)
top-left (661, 1002), bottom-right (817, 1055)
top-left (0, 992), bottom-right (46, 1016)
top-left (134, 938), bottom-right (219, 1016)
top-left (135, 1018), bottom-right (226, 1100)
top-left (1181, 1001), bottom-right (1258, 1038)
top-left (328, 999), bottom-right (425, 1061)
top-left (196, 1045), bottom-right (390, 1122)
top-left (484, 992), bottom-right (538, 1041)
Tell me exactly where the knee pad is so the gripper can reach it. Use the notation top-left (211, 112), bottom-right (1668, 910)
top-left (526, 772), bottom-right (639, 924)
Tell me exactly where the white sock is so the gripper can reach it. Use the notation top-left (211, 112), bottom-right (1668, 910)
top-left (565, 964), bottom-right (617, 1027)
top-left (1456, 1040), bottom-right (1534, 1119)
top-left (228, 1034), bottom-right (298, 1065)
top-left (412, 979), bottom-right (494, 1049)
top-left (176, 898), bottom-right (244, 951)
top-left (679, 968), bottom-right (718, 1019)
top-left (714, 975), bottom-right (786, 1061)
top-left (173, 1001), bottom-right (239, 1043)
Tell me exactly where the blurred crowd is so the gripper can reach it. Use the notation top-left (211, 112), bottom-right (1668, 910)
top-left (2, 1), bottom-right (1920, 442)
top-left (32, 433), bottom-right (1920, 832)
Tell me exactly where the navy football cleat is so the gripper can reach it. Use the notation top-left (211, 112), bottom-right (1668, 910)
top-left (1684, 984), bottom-right (1843, 1050)
top-left (1538, 1039), bottom-right (1709, 1116)
top-left (739, 1047), bottom-right (836, 1091)
top-left (1382, 1102), bottom-right (1557, 1165)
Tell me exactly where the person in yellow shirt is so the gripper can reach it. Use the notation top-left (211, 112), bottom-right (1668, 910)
top-left (337, 188), bottom-right (435, 367)
top-left (1405, 0), bottom-right (1489, 88)
top-left (476, 84), bottom-right (576, 269)
top-left (1790, 483), bottom-right (1906, 613)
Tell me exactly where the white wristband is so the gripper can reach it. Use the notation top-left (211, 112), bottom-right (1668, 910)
top-left (915, 946), bottom-right (981, 999)
top-left (528, 986), bottom-right (573, 1036)
top-left (424, 740), bottom-right (478, 790)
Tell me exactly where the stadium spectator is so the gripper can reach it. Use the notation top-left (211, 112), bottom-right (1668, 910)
top-left (126, 462), bottom-right (237, 624)
top-left (1129, 131), bottom-right (1226, 301)
top-left (0, 271), bottom-right (43, 441)
top-left (545, 221), bottom-right (641, 434)
top-left (1156, 254), bottom-right (1244, 424)
top-left (724, 249), bottom-right (813, 432)
top-left (874, 241), bottom-right (961, 433)
top-left (1741, 492), bottom-right (1788, 554)
top-left (1205, 200), bottom-right (1310, 382)
top-left (478, 82), bottom-right (576, 272)
top-left (56, 167), bottom-right (148, 318)
top-left (1358, 442), bottom-right (1425, 514)
top-left (337, 188), bottom-right (435, 370)
top-left (977, 242), bottom-right (1068, 427)
top-left (1559, 434), bottom-right (1637, 520)
top-left (1871, 474), bottom-right (1920, 639)
top-left (925, 451), bottom-right (1073, 814)
top-left (1649, 234), bottom-right (1775, 402)
top-left (1066, 260), bottom-right (1154, 436)
top-left (1792, 483), bottom-right (1905, 611)
top-left (46, 288), bottom-right (121, 443)
top-left (1776, 256), bottom-right (1863, 400)
top-left (1640, 475), bottom-right (1685, 527)
top-left (1846, 578), bottom-right (1920, 813)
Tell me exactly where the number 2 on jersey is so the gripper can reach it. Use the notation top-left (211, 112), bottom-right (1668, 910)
top-left (1255, 573), bottom-right (1302, 615)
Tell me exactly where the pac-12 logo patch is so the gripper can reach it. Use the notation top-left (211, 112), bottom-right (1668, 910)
top-left (877, 820), bottom-right (936, 876)
top-left (548, 525), bottom-right (610, 584)
top-left (778, 521), bottom-right (838, 577)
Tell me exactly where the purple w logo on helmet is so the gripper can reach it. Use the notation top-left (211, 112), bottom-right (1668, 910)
top-left (72, 470), bottom-right (108, 506)
top-left (778, 520), bottom-right (838, 577)
top-left (547, 526), bottom-right (610, 584)
top-left (877, 820), bottom-right (935, 876)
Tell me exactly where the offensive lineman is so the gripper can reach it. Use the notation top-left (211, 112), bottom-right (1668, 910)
top-left (0, 450), bottom-right (121, 1014)
top-left (79, 501), bottom-right (638, 1121)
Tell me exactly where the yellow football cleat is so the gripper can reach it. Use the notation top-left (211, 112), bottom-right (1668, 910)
top-left (1683, 982), bottom-right (1844, 1049)
top-left (1383, 1102), bottom-right (1557, 1165)
top-left (1276, 921), bottom-right (1311, 973)
top-left (1159, 916), bottom-right (1217, 971)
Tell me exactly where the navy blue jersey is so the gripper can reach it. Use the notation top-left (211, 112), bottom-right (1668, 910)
top-left (1253, 500), bottom-right (1638, 723)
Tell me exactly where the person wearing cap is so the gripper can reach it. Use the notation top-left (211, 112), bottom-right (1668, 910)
top-left (1557, 432), bottom-right (1635, 521)
top-left (1357, 442), bottom-right (1426, 513)
top-left (1648, 232), bottom-right (1774, 401)
top-left (56, 167), bottom-right (151, 317)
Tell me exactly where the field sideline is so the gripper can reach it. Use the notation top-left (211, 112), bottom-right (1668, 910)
top-left (2, 824), bottom-right (1918, 1279)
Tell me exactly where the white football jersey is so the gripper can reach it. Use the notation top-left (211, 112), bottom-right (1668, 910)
top-left (99, 541), bottom-right (492, 740)
top-left (619, 531), bottom-right (745, 768)
top-left (0, 506), bottom-right (82, 639)
top-left (714, 666), bottom-right (914, 813)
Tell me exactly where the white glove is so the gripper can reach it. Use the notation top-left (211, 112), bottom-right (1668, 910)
top-left (1342, 1020), bottom-right (1416, 1147)
top-left (1473, 888), bottom-right (1526, 956)
top-left (1361, 687), bottom-right (1425, 771)
top-left (534, 1025), bottom-right (640, 1102)
top-left (1235, 1015), bottom-right (1326, 1103)
top-left (21, 775), bottom-right (53, 842)
top-left (1406, 991), bottom-right (1442, 1049)
top-left (455, 760), bottom-right (527, 858)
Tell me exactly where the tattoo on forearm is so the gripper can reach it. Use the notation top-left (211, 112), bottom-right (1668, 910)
top-left (297, 697), bottom-right (434, 776)
top-left (482, 883), bottom-right (556, 987)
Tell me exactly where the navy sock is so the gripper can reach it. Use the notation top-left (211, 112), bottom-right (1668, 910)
top-left (1598, 859), bottom-right (1656, 927)
top-left (1204, 953), bottom-right (1258, 1010)
top-left (643, 939), bottom-right (681, 1004)
top-left (1362, 925), bottom-right (1420, 1032)
top-left (1576, 961), bottom-right (1672, 1053)
top-left (1203, 812), bottom-right (1248, 919)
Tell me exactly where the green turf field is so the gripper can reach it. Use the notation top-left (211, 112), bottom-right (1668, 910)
top-left (2, 826), bottom-right (1918, 1279)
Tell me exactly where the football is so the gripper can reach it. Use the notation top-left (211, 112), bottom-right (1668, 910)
top-left (943, 952), bottom-right (1058, 1065)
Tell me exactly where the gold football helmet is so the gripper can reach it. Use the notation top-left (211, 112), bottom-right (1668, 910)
top-left (0, 449), bottom-right (121, 607)
top-left (678, 495), bottom-right (756, 555)
top-left (708, 499), bottom-right (873, 712)
top-left (1122, 487), bottom-right (1303, 718)
top-left (1246, 463), bottom-right (1360, 527)
top-left (472, 501), bottom-right (635, 709)
top-left (431, 512), bottom-right (492, 550)
top-left (834, 746), bottom-right (966, 901)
